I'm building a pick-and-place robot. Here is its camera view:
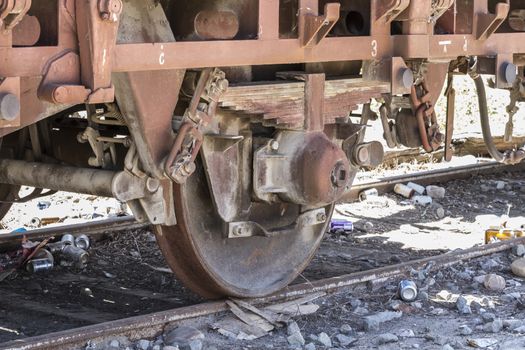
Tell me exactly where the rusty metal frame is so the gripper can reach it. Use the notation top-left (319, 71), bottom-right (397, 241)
top-left (0, 0), bottom-right (522, 178)
top-left (0, 1), bottom-right (521, 76)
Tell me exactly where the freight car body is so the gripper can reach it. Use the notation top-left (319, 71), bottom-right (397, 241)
top-left (0, 0), bottom-right (523, 298)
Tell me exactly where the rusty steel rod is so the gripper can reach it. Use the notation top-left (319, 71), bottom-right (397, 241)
top-left (0, 159), bottom-right (118, 198)
top-left (2, 237), bottom-right (524, 350)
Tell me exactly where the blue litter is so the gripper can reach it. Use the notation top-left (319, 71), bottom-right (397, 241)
top-left (330, 219), bottom-right (353, 232)
top-left (11, 227), bottom-right (27, 233)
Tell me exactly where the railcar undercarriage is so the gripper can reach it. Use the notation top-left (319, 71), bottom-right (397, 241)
top-left (0, 0), bottom-right (524, 298)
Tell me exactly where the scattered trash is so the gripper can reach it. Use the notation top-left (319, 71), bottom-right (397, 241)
top-left (62, 245), bottom-right (89, 267)
top-left (26, 257), bottom-right (54, 273)
top-left (61, 234), bottom-right (75, 246)
top-left (394, 184), bottom-right (414, 199)
top-left (359, 188), bottom-right (379, 202)
top-left (1, 232), bottom-right (92, 276)
top-left (426, 185), bottom-right (446, 199)
top-left (467, 338), bottom-right (498, 348)
top-left (330, 219), bottom-right (353, 233)
top-left (37, 201), bottom-right (51, 210)
top-left (75, 234), bottom-right (90, 250)
top-left (28, 217), bottom-right (62, 228)
top-left (213, 293), bottom-right (324, 341)
top-left (495, 181), bottom-right (507, 190)
top-left (362, 221), bottom-right (374, 233)
top-left (413, 195), bottom-right (433, 206)
top-left (407, 182), bottom-right (425, 195)
top-left (399, 280), bottom-right (418, 302)
top-left (485, 228), bottom-right (524, 244)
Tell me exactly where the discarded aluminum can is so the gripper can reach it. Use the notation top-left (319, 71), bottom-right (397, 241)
top-left (62, 245), bottom-right (89, 266)
top-left (485, 228), bottom-right (524, 244)
top-left (330, 219), bottom-right (353, 232)
top-left (46, 241), bottom-right (67, 254)
top-left (413, 195), bottom-right (433, 206)
top-left (26, 258), bottom-right (54, 273)
top-left (75, 234), bottom-right (90, 250)
top-left (37, 201), bottom-right (51, 210)
top-left (40, 217), bottom-right (61, 226)
top-left (407, 182), bottom-right (425, 195)
top-left (359, 188), bottom-right (379, 201)
top-left (399, 280), bottom-right (418, 302)
top-left (61, 234), bottom-right (75, 246)
top-left (28, 217), bottom-right (41, 228)
top-left (394, 184), bottom-right (415, 199)
top-left (426, 185), bottom-right (446, 199)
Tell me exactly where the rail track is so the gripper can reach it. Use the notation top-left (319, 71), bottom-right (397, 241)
top-left (1, 159), bottom-right (523, 250)
top-left (2, 237), bottom-right (523, 350)
top-left (0, 160), bottom-right (522, 349)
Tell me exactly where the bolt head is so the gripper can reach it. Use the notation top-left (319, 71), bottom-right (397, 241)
top-left (504, 63), bottom-right (518, 84)
top-left (269, 140), bottom-right (280, 151)
top-left (146, 178), bottom-right (160, 193)
top-left (400, 68), bottom-right (414, 89)
top-left (0, 93), bottom-right (20, 121)
top-left (356, 146), bottom-right (370, 165)
top-left (331, 162), bottom-right (348, 188)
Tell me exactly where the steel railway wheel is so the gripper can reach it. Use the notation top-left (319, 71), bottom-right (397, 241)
top-left (154, 161), bottom-right (332, 298)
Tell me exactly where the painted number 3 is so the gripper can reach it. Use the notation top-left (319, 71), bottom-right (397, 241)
top-left (371, 40), bottom-right (378, 57)
top-left (159, 45), bottom-right (166, 65)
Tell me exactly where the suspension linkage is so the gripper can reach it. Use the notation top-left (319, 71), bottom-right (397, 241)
top-left (164, 68), bottom-right (228, 184)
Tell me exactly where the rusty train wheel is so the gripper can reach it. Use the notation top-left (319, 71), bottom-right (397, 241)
top-left (154, 161), bottom-right (332, 299)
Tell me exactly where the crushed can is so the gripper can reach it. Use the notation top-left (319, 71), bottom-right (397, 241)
top-left (75, 234), bottom-right (90, 250)
top-left (359, 188), bottom-right (379, 202)
top-left (485, 228), bottom-right (524, 244)
top-left (399, 280), bottom-right (418, 302)
top-left (330, 219), bottom-right (353, 233)
top-left (61, 234), bottom-right (75, 246)
top-left (26, 258), bottom-right (54, 273)
top-left (37, 201), bottom-right (51, 210)
top-left (62, 245), bottom-right (89, 266)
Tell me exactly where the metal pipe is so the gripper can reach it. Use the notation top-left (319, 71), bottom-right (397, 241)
top-left (0, 159), bottom-right (117, 197)
top-left (470, 71), bottom-right (506, 163)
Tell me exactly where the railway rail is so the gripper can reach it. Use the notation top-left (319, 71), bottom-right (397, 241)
top-left (0, 159), bottom-right (522, 250)
top-left (2, 236), bottom-right (523, 350)
top-left (0, 159), bottom-right (522, 349)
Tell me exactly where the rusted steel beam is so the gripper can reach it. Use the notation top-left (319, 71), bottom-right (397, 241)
top-left (4, 236), bottom-right (524, 350)
top-left (110, 33), bottom-right (525, 72)
top-left (1, 31), bottom-right (525, 78)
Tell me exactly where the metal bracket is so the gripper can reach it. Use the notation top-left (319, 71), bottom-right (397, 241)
top-left (165, 68), bottom-right (229, 184)
top-left (375, 0), bottom-right (410, 23)
top-left (227, 208), bottom-right (327, 239)
top-left (299, 2), bottom-right (340, 48)
top-left (98, 0), bottom-right (123, 22)
top-left (0, 76), bottom-right (20, 128)
top-left (0, 0), bottom-right (31, 32)
top-left (392, 57), bottom-right (413, 95)
top-left (75, 0), bottom-right (123, 103)
top-left (495, 53), bottom-right (517, 89)
top-left (476, 2), bottom-right (509, 41)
